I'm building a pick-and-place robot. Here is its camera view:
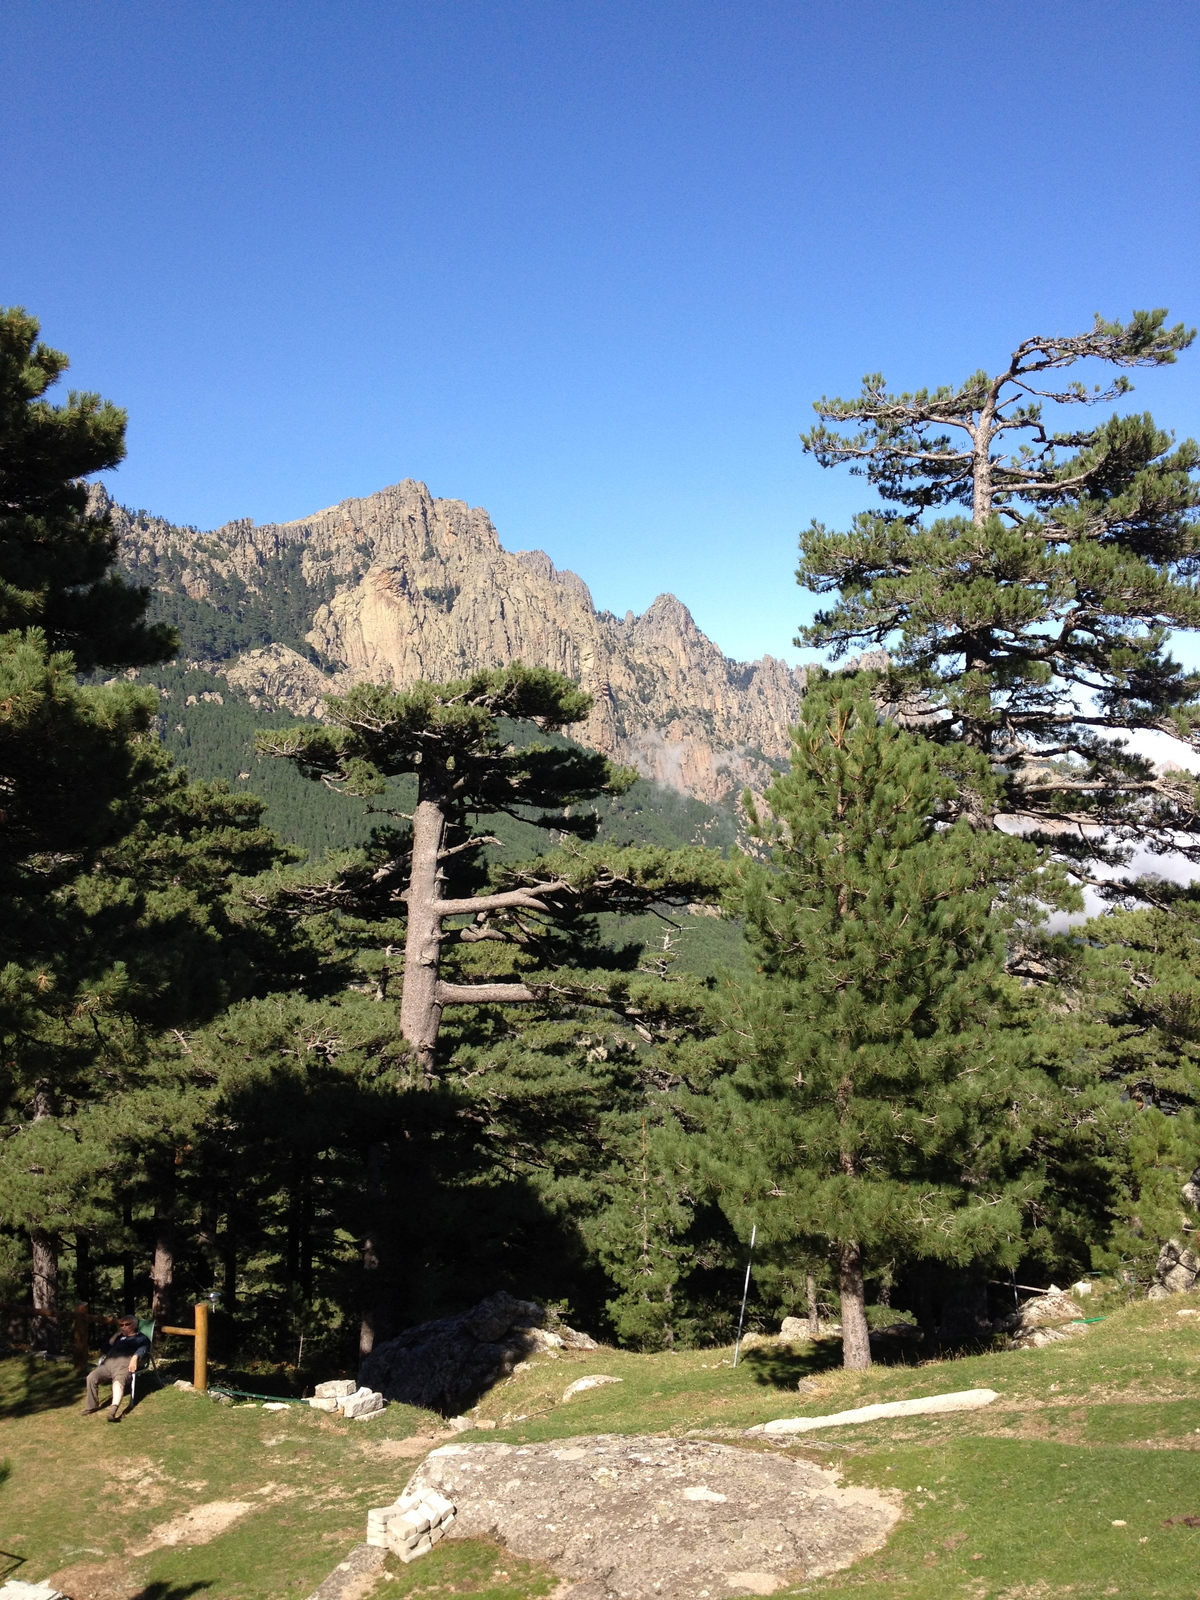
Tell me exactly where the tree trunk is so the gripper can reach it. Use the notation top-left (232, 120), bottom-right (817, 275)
top-left (117, 1200), bottom-right (134, 1312)
top-left (971, 400), bottom-right (996, 525)
top-left (837, 1241), bottom-right (872, 1369)
top-left (30, 1228), bottom-right (60, 1354)
top-left (285, 1171), bottom-right (301, 1298)
top-left (806, 1272), bottom-right (820, 1340)
top-left (150, 1209), bottom-right (174, 1323)
top-left (299, 1176), bottom-right (314, 1304)
top-left (222, 1224), bottom-right (238, 1311)
top-left (358, 1144), bottom-right (384, 1360)
top-left (198, 1191), bottom-right (222, 1287)
top-left (29, 1079), bottom-right (59, 1353)
top-left (75, 1231), bottom-right (92, 1306)
top-left (399, 787), bottom-right (449, 1075)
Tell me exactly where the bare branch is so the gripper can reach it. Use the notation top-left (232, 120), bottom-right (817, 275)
top-left (430, 880), bottom-right (574, 916)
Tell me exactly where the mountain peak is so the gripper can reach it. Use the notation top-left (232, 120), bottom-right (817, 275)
top-left (107, 480), bottom-right (803, 802)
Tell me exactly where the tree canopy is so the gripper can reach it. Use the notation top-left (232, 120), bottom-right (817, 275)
top-left (0, 305), bottom-right (175, 670)
top-left (797, 310), bottom-right (1200, 887)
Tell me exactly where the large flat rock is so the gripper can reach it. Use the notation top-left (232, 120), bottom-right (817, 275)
top-left (406, 1435), bottom-right (899, 1598)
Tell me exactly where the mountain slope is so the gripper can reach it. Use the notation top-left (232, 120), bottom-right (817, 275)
top-left (102, 479), bottom-right (805, 803)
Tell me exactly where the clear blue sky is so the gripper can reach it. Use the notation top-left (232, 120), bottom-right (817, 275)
top-left (3, 1), bottom-right (1197, 667)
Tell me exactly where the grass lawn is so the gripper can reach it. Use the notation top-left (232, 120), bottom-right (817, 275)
top-left (3, 1292), bottom-right (1200, 1599)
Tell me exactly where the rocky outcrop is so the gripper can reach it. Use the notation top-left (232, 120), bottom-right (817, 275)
top-left (103, 480), bottom-right (807, 802)
top-left (357, 1291), bottom-right (597, 1413)
top-left (1149, 1240), bottom-right (1200, 1299)
top-left (224, 644), bottom-right (353, 718)
top-left (405, 1435), bottom-right (900, 1596)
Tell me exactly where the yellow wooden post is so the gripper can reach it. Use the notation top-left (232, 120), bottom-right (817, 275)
top-left (193, 1301), bottom-right (209, 1392)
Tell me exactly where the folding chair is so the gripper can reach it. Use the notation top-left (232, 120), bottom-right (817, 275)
top-left (126, 1317), bottom-right (159, 1407)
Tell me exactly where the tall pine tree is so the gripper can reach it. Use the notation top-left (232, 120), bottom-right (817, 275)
top-left (699, 675), bottom-right (1065, 1367)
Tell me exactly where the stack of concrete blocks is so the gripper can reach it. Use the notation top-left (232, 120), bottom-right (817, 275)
top-left (309, 1378), bottom-right (356, 1412)
top-left (366, 1489), bottom-right (457, 1562)
top-left (343, 1385), bottom-right (385, 1418)
top-left (308, 1377), bottom-right (385, 1418)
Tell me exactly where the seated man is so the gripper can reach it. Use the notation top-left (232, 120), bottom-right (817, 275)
top-left (83, 1314), bottom-right (151, 1420)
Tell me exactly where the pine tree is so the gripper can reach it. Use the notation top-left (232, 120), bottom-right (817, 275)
top-left (797, 311), bottom-right (1200, 889)
top-left (0, 306), bottom-right (175, 669)
top-left (698, 675), bottom-right (1062, 1367)
top-left (258, 666), bottom-right (727, 1074)
top-left (0, 752), bottom-right (303, 1340)
top-left (1038, 890), bottom-right (1200, 1286)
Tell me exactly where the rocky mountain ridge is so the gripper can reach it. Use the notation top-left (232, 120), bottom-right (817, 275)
top-left (101, 479), bottom-right (806, 803)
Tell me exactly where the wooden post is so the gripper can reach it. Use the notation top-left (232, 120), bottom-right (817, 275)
top-left (73, 1303), bottom-right (90, 1370)
top-left (193, 1301), bottom-right (209, 1393)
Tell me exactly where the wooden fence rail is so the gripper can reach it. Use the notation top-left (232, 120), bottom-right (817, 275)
top-left (0, 1299), bottom-right (210, 1387)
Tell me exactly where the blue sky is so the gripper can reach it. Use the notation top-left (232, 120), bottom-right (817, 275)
top-left (2, 1), bottom-right (1197, 666)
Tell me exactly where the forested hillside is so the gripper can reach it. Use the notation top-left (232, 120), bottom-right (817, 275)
top-left (138, 666), bottom-right (741, 862)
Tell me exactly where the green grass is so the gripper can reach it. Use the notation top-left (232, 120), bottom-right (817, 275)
top-left (3, 1294), bottom-right (1200, 1598)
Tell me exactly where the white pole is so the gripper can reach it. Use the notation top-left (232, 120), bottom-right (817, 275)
top-left (732, 1225), bottom-right (757, 1368)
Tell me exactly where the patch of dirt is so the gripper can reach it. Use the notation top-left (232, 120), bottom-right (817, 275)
top-left (361, 1432), bottom-right (444, 1460)
top-left (406, 1434), bottom-right (901, 1599)
top-left (102, 1456), bottom-right (173, 1508)
top-left (42, 1557), bottom-right (141, 1600)
top-left (128, 1498), bottom-right (256, 1554)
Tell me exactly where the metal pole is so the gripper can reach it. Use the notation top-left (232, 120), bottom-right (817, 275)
top-left (732, 1225), bottom-right (757, 1368)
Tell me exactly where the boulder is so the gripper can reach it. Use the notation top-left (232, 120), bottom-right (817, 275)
top-left (779, 1316), bottom-right (812, 1341)
top-left (868, 1321), bottom-right (923, 1347)
top-left (562, 1374), bottom-right (622, 1401)
top-left (993, 1288), bottom-right (1079, 1332)
top-left (1181, 1165), bottom-right (1200, 1213)
top-left (358, 1291), bottom-right (598, 1413)
top-left (1148, 1239), bottom-right (1200, 1299)
top-left (779, 1315), bottom-right (840, 1340)
top-left (1011, 1322), bottom-right (1087, 1350)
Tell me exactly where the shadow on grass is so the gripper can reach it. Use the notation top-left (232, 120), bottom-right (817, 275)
top-left (131, 1585), bottom-right (212, 1599)
top-left (0, 1355), bottom-right (81, 1418)
top-left (739, 1342), bottom-right (843, 1388)
top-left (739, 1336), bottom-right (927, 1389)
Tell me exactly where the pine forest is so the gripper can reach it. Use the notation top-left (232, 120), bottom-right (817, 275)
top-left (7, 300), bottom-right (1200, 1384)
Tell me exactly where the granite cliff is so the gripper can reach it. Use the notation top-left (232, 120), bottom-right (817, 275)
top-left (103, 480), bottom-right (806, 803)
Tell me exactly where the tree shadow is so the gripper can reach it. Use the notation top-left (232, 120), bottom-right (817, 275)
top-left (739, 1334), bottom-right (925, 1389)
top-left (739, 1342), bottom-right (844, 1388)
top-left (130, 1585), bottom-right (212, 1599)
top-left (0, 1355), bottom-right (82, 1418)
